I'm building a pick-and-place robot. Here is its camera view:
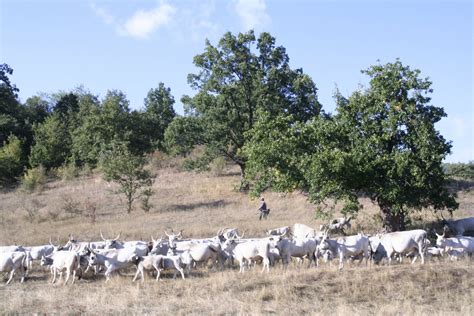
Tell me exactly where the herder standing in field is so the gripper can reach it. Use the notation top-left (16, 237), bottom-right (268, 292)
top-left (258, 198), bottom-right (270, 220)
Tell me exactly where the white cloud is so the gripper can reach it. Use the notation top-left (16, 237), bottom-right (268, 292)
top-left (234, 0), bottom-right (270, 30)
top-left (118, 2), bottom-right (176, 39)
top-left (90, 2), bottom-right (115, 25)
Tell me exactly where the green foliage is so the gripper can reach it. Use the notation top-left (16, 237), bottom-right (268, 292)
top-left (29, 114), bottom-right (71, 169)
top-left (245, 60), bottom-right (457, 231)
top-left (71, 90), bottom-right (139, 166)
top-left (70, 92), bottom-right (103, 166)
top-left (21, 165), bottom-right (46, 192)
top-left (100, 142), bottom-right (155, 213)
top-left (444, 162), bottom-right (474, 180)
top-left (164, 116), bottom-right (204, 156)
top-left (183, 31), bottom-right (321, 186)
top-left (55, 162), bottom-right (79, 181)
top-left (0, 135), bottom-right (23, 186)
top-left (143, 83), bottom-right (176, 151)
top-left (0, 64), bottom-right (33, 155)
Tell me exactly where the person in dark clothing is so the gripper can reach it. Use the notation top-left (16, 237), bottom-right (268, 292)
top-left (258, 198), bottom-right (270, 220)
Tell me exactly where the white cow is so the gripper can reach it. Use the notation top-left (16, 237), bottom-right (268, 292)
top-left (63, 235), bottom-right (106, 253)
top-left (275, 237), bottom-right (317, 268)
top-left (222, 236), bottom-right (280, 272)
top-left (0, 251), bottom-right (27, 284)
top-left (266, 226), bottom-right (291, 237)
top-left (292, 223), bottom-right (319, 240)
top-left (0, 245), bottom-right (25, 253)
top-left (87, 248), bottom-right (138, 281)
top-left (23, 238), bottom-right (62, 269)
top-left (316, 233), bottom-right (370, 270)
top-left (132, 254), bottom-right (188, 282)
top-left (40, 251), bottom-right (81, 285)
top-left (320, 216), bottom-right (353, 235)
top-left (371, 229), bottom-right (427, 265)
top-left (442, 216), bottom-right (474, 236)
top-left (445, 247), bottom-right (466, 261)
top-left (435, 232), bottom-right (474, 254)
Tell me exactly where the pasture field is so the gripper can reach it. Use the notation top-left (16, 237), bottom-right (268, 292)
top-left (1, 164), bottom-right (473, 315)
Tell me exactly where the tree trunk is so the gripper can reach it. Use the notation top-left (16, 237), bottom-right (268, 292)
top-left (379, 201), bottom-right (406, 232)
top-left (238, 163), bottom-right (249, 192)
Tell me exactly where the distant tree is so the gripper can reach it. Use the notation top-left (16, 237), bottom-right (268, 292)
top-left (0, 135), bottom-right (23, 186)
top-left (53, 92), bottom-right (79, 119)
top-left (444, 162), bottom-right (474, 181)
top-left (143, 83), bottom-right (176, 151)
top-left (71, 90), bottom-right (138, 166)
top-left (24, 95), bottom-right (51, 125)
top-left (245, 60), bottom-right (458, 231)
top-left (29, 114), bottom-right (71, 169)
top-left (100, 142), bottom-right (154, 214)
top-left (164, 115), bottom-right (204, 156)
top-left (0, 64), bottom-right (27, 145)
top-left (183, 30), bottom-right (321, 188)
top-left (70, 92), bottom-right (103, 166)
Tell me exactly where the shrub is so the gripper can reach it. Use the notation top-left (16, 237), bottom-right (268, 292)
top-left (0, 135), bottom-right (24, 187)
top-left (21, 165), bottom-right (46, 192)
top-left (55, 162), bottom-right (79, 181)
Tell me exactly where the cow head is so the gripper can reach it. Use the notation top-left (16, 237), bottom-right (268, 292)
top-left (165, 230), bottom-right (182, 249)
top-left (100, 231), bottom-right (121, 249)
top-left (435, 232), bottom-right (446, 248)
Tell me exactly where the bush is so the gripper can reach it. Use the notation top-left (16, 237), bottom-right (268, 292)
top-left (21, 165), bottom-right (46, 192)
top-left (0, 135), bottom-right (24, 187)
top-left (55, 162), bottom-right (79, 181)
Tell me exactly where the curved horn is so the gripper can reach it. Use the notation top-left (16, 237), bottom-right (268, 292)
top-left (49, 236), bottom-right (54, 246)
top-left (164, 231), bottom-right (170, 237)
top-left (100, 230), bottom-right (107, 241)
top-left (235, 230), bottom-right (245, 239)
top-left (114, 233), bottom-right (121, 241)
top-left (176, 230), bottom-right (182, 238)
top-left (151, 235), bottom-right (156, 243)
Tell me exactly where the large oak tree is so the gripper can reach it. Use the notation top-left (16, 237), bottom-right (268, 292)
top-left (245, 60), bottom-right (458, 231)
top-left (181, 30), bottom-right (321, 188)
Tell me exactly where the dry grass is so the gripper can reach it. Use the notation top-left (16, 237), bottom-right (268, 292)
top-left (0, 164), bottom-right (473, 314)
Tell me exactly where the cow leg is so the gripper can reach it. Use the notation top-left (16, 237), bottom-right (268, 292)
top-left (132, 266), bottom-right (141, 282)
top-left (156, 269), bottom-right (161, 281)
top-left (177, 266), bottom-right (185, 280)
top-left (6, 269), bottom-right (15, 285)
top-left (51, 268), bottom-right (58, 284)
top-left (64, 268), bottom-right (71, 285)
top-left (262, 258), bottom-right (270, 273)
top-left (339, 252), bottom-right (344, 271)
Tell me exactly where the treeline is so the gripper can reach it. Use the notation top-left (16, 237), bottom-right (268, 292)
top-left (0, 30), bottom-right (464, 231)
top-left (0, 67), bottom-right (175, 186)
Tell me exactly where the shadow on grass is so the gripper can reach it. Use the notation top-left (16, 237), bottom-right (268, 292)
top-left (162, 200), bottom-right (232, 212)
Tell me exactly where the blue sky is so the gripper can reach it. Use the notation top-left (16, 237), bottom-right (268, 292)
top-left (1, 0), bottom-right (472, 162)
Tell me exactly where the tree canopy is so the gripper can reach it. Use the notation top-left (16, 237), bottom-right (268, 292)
top-left (180, 30), bottom-right (321, 186)
top-left (244, 60), bottom-right (458, 231)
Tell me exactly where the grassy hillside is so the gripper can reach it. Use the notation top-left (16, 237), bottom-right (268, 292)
top-left (1, 163), bottom-right (473, 314)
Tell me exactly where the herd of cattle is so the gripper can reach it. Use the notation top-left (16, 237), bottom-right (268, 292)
top-left (1, 216), bottom-right (473, 285)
